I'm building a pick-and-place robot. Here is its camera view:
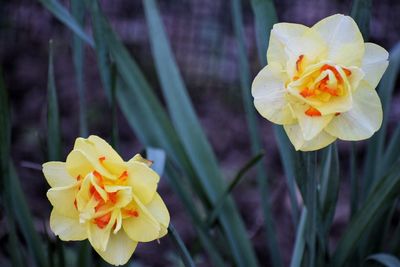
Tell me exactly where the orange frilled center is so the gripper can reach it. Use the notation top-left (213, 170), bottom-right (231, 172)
top-left (291, 55), bottom-right (352, 117)
top-left (74, 156), bottom-right (139, 229)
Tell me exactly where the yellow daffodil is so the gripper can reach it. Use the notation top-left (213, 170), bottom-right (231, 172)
top-left (252, 14), bottom-right (389, 151)
top-left (42, 135), bottom-right (170, 266)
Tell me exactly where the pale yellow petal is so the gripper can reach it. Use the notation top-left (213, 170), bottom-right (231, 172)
top-left (42, 162), bottom-right (76, 188)
top-left (103, 185), bottom-right (133, 208)
top-left (291, 104), bottom-right (333, 141)
top-left (325, 86), bottom-right (382, 140)
top-left (88, 135), bottom-right (126, 175)
top-left (284, 124), bottom-right (336, 151)
top-left (126, 161), bottom-right (160, 204)
top-left (312, 14), bottom-right (364, 66)
top-left (145, 193), bottom-right (170, 238)
top-left (94, 230), bottom-right (137, 266)
top-left (50, 209), bottom-right (87, 241)
top-left (345, 66), bottom-right (365, 91)
top-left (122, 195), bottom-right (161, 242)
top-left (252, 63), bottom-right (295, 124)
top-left (47, 183), bottom-right (79, 217)
top-left (66, 150), bottom-right (94, 179)
top-left (87, 210), bottom-right (118, 251)
top-left (267, 23), bottom-right (309, 67)
top-left (360, 43), bottom-right (389, 89)
top-left (130, 154), bottom-right (152, 167)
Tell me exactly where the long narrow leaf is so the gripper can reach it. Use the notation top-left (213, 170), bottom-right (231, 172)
top-left (350, 0), bottom-right (372, 40)
top-left (290, 208), bottom-right (307, 267)
top-left (331, 160), bottom-right (400, 267)
top-left (143, 1), bottom-right (259, 266)
top-left (38, 0), bottom-right (93, 46)
top-left (206, 152), bottom-right (264, 226)
top-left (168, 224), bottom-right (196, 267)
top-left (366, 253), bottom-right (400, 267)
top-left (47, 40), bottom-right (61, 161)
top-left (71, 0), bottom-right (88, 136)
top-left (231, 1), bottom-right (282, 265)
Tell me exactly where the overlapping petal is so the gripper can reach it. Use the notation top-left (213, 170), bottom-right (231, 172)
top-left (43, 162), bottom-right (76, 187)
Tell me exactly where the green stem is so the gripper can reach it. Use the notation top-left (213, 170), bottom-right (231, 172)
top-left (168, 224), bottom-right (196, 267)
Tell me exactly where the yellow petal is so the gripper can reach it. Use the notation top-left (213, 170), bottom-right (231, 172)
top-left (103, 185), bottom-right (133, 208)
top-left (361, 43), bottom-right (389, 89)
top-left (94, 230), bottom-right (138, 266)
top-left (130, 154), bottom-right (153, 167)
top-left (291, 103), bottom-right (333, 141)
top-left (42, 162), bottom-right (76, 187)
top-left (122, 195), bottom-right (161, 242)
top-left (267, 23), bottom-right (308, 68)
top-left (66, 150), bottom-right (94, 179)
top-left (312, 14), bottom-right (364, 66)
top-left (145, 193), bottom-right (170, 238)
top-left (50, 209), bottom-right (87, 241)
top-left (87, 210), bottom-right (118, 251)
top-left (325, 85), bottom-right (382, 140)
top-left (47, 183), bottom-right (79, 217)
top-left (284, 124), bottom-right (336, 151)
top-left (252, 63), bottom-right (295, 124)
top-left (345, 66), bottom-right (365, 91)
top-left (126, 161), bottom-right (160, 204)
top-left (88, 135), bottom-right (126, 175)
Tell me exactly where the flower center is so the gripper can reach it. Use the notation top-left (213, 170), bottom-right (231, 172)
top-left (290, 55), bottom-right (352, 117)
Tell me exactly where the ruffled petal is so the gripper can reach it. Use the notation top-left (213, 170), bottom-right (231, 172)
top-left (94, 229), bottom-right (138, 266)
top-left (87, 210), bottom-right (119, 251)
top-left (284, 124), bottom-right (336, 151)
top-left (50, 209), bottom-right (87, 241)
top-left (122, 195), bottom-right (161, 242)
top-left (47, 183), bottom-right (79, 217)
top-left (42, 162), bottom-right (76, 187)
top-left (145, 193), bottom-right (170, 238)
top-left (312, 14), bottom-right (364, 66)
top-left (252, 63), bottom-right (295, 124)
top-left (126, 161), bottom-right (160, 205)
top-left (291, 103), bottom-right (333, 141)
top-left (325, 85), bottom-right (383, 140)
top-left (360, 43), bottom-right (389, 89)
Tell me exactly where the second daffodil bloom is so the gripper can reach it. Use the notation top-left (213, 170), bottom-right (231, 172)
top-left (252, 14), bottom-right (389, 151)
top-left (42, 135), bottom-right (170, 266)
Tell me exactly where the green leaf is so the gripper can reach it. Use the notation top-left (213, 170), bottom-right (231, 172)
top-left (77, 241), bottom-right (92, 267)
top-left (71, 0), bottom-right (88, 137)
top-left (319, 144), bottom-right (340, 231)
top-left (331, 160), bottom-right (400, 267)
top-left (349, 143), bottom-right (359, 217)
top-left (290, 208), bottom-right (307, 267)
top-left (38, 0), bottom-right (94, 46)
top-left (10, 164), bottom-right (49, 267)
top-left (382, 124), bottom-right (400, 173)
top-left (250, 0), bottom-right (278, 66)
top-left (231, 0), bottom-right (282, 266)
top-left (168, 224), bottom-right (196, 267)
top-left (47, 40), bottom-right (61, 161)
top-left (363, 42), bottom-right (400, 197)
top-left (142, 1), bottom-right (259, 266)
top-left (206, 152), bottom-right (264, 227)
top-left (366, 253), bottom-right (400, 267)
top-left (350, 0), bottom-right (372, 40)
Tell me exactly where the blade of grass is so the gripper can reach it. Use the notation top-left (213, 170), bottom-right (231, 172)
top-left (363, 42), bottom-right (400, 197)
top-left (0, 70), bottom-right (24, 267)
top-left (290, 208), bottom-right (307, 267)
top-left (10, 164), bottom-right (49, 267)
top-left (231, 1), bottom-right (282, 266)
top-left (350, 143), bottom-right (358, 217)
top-left (250, 0), bottom-right (300, 228)
top-left (143, 1), bottom-right (259, 266)
top-left (165, 162), bottom-right (226, 266)
top-left (331, 159), bottom-right (400, 267)
top-left (305, 152), bottom-right (317, 267)
top-left (38, 0), bottom-right (93, 46)
top-left (47, 40), bottom-right (61, 161)
top-left (206, 152), bottom-right (264, 227)
top-left (168, 224), bottom-right (196, 267)
top-left (366, 253), bottom-right (400, 267)
top-left (71, 0), bottom-right (88, 137)
top-left (350, 0), bottom-right (372, 40)
top-left (382, 124), bottom-right (400, 173)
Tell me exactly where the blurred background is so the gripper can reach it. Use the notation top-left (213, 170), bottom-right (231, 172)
top-left (1, 0), bottom-right (400, 266)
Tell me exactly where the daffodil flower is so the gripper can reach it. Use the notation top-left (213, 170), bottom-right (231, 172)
top-left (252, 14), bottom-right (389, 151)
top-left (42, 135), bottom-right (170, 266)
